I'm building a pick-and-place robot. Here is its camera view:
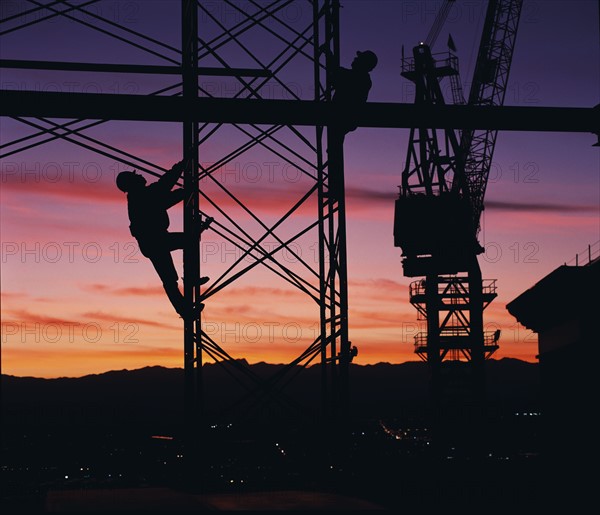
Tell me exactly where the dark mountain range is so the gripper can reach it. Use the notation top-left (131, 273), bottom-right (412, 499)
top-left (1, 358), bottom-right (539, 430)
top-left (1, 359), bottom-right (545, 514)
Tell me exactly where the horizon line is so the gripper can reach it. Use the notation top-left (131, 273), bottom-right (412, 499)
top-left (1, 356), bottom-right (538, 380)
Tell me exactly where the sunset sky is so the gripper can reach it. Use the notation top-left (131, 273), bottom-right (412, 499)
top-left (1, 0), bottom-right (598, 378)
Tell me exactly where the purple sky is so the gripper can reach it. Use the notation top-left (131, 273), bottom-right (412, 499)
top-left (1, 0), bottom-right (598, 377)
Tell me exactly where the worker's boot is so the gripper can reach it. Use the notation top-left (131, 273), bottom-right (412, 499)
top-left (180, 301), bottom-right (204, 321)
top-left (181, 276), bottom-right (209, 286)
top-left (193, 215), bottom-right (214, 240)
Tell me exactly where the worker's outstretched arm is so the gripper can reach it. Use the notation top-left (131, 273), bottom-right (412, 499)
top-left (157, 160), bottom-right (186, 192)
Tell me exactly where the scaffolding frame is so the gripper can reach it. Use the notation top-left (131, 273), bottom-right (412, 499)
top-left (0, 0), bottom-right (353, 435)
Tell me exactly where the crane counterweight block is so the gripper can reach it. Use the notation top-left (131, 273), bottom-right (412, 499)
top-left (393, 194), bottom-right (481, 276)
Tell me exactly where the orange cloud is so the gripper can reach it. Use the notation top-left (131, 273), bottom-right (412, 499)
top-left (82, 283), bottom-right (165, 296)
top-left (81, 311), bottom-right (178, 330)
top-left (2, 345), bottom-right (182, 379)
top-left (1, 291), bottom-right (29, 301)
top-left (217, 285), bottom-right (304, 298)
top-left (2, 308), bottom-right (81, 327)
top-left (1, 174), bottom-right (122, 204)
top-left (487, 210), bottom-right (598, 233)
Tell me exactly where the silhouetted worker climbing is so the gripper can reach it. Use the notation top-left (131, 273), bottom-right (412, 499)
top-left (326, 49), bottom-right (378, 197)
top-left (116, 161), bottom-right (212, 321)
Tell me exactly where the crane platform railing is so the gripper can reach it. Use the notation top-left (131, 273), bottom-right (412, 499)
top-left (400, 49), bottom-right (460, 78)
top-left (409, 277), bottom-right (498, 298)
top-left (414, 329), bottom-right (501, 351)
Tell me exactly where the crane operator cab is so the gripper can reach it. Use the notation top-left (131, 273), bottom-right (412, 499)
top-left (393, 192), bottom-right (483, 277)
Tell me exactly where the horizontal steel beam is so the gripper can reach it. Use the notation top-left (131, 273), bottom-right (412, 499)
top-left (0, 90), bottom-right (597, 133)
top-left (0, 59), bottom-right (271, 77)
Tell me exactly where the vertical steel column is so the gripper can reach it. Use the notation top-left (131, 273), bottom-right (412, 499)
top-left (333, 27), bottom-right (351, 422)
top-left (319, 0), bottom-right (349, 418)
top-left (425, 275), bottom-right (441, 406)
top-left (314, 0), bottom-right (328, 418)
top-left (468, 257), bottom-right (485, 402)
top-left (467, 257), bottom-right (485, 455)
top-left (182, 0), bottom-right (200, 446)
top-left (326, 0), bottom-right (339, 417)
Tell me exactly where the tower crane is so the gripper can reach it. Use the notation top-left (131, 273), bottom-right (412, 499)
top-left (394, 0), bottom-right (523, 405)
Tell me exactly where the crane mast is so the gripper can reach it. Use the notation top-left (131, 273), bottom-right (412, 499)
top-left (395, 0), bottom-right (523, 422)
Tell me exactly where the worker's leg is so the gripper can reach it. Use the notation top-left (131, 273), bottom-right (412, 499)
top-left (165, 226), bottom-right (209, 250)
top-left (165, 232), bottom-right (185, 251)
top-left (137, 236), bottom-right (202, 318)
top-left (164, 231), bottom-right (209, 251)
top-left (147, 250), bottom-right (189, 317)
top-left (164, 232), bottom-right (209, 286)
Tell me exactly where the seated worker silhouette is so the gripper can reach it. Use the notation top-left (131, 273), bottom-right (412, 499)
top-left (116, 161), bottom-right (212, 321)
top-left (332, 50), bottom-right (378, 136)
top-left (326, 49), bottom-right (378, 197)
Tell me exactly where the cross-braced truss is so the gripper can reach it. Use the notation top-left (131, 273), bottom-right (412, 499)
top-left (0, 0), bottom-right (351, 428)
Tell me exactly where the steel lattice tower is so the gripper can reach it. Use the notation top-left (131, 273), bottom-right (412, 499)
top-left (0, 0), bottom-right (352, 439)
top-left (177, 0), bottom-right (353, 432)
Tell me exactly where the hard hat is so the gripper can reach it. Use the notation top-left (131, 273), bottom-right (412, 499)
top-left (356, 50), bottom-right (378, 71)
top-left (116, 171), bottom-right (140, 192)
